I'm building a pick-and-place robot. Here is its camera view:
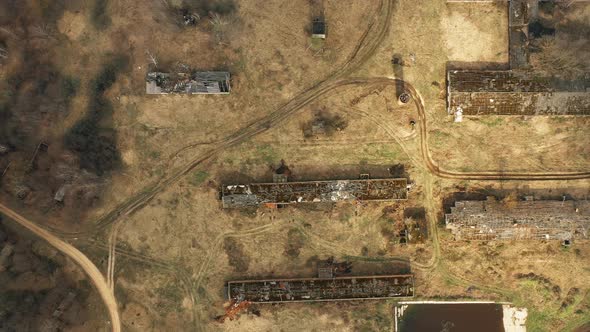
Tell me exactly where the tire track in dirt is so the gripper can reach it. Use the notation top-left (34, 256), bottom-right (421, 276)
top-left (12, 1), bottom-right (586, 326)
top-left (84, 239), bottom-right (199, 331)
top-left (47, 76), bottom-right (590, 243)
top-left (40, 0), bottom-right (396, 239)
top-left (13, 4), bottom-right (395, 330)
top-left (189, 221), bottom-right (282, 331)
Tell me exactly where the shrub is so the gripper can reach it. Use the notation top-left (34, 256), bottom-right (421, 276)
top-left (183, 0), bottom-right (236, 17)
top-left (284, 228), bottom-right (306, 258)
top-left (223, 237), bottom-right (250, 272)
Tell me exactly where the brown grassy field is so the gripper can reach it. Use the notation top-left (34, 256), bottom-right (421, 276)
top-left (0, 0), bottom-right (589, 331)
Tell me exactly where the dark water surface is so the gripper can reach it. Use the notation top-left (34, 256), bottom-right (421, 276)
top-left (400, 304), bottom-right (504, 332)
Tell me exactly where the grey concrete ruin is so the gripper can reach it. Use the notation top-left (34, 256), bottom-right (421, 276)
top-left (445, 196), bottom-right (590, 240)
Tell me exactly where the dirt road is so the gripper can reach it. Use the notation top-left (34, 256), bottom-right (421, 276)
top-left (42, 76), bottom-right (590, 241)
top-left (0, 203), bottom-right (121, 332)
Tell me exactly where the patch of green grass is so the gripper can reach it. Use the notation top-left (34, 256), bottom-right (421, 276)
top-left (525, 308), bottom-right (553, 332)
top-left (549, 116), bottom-right (569, 124)
top-left (520, 279), bottom-right (555, 301)
top-left (430, 130), bottom-right (451, 148)
top-left (255, 144), bottom-right (278, 164)
top-left (510, 279), bottom-right (586, 331)
top-left (310, 37), bottom-right (325, 51)
top-left (190, 170), bottom-right (209, 186)
top-left (364, 143), bottom-right (400, 161)
top-left (479, 117), bottom-right (504, 127)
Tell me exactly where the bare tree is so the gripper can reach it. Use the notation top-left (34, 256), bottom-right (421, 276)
top-left (146, 50), bottom-right (158, 68)
top-left (209, 13), bottom-right (228, 42)
top-left (30, 24), bottom-right (54, 39)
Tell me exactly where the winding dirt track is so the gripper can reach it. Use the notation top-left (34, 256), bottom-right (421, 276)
top-left (2, 1), bottom-right (588, 330)
top-left (0, 203), bottom-right (121, 332)
top-left (49, 76), bottom-right (590, 239)
top-left (0, 4), bottom-right (395, 332)
top-left (37, 0), bottom-right (396, 238)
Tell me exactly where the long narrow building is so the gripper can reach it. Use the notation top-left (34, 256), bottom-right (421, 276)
top-left (445, 196), bottom-right (590, 241)
top-left (146, 71), bottom-right (231, 94)
top-left (447, 70), bottom-right (590, 116)
top-left (446, 0), bottom-right (590, 116)
top-left (221, 178), bottom-right (408, 208)
top-left (227, 275), bottom-right (414, 303)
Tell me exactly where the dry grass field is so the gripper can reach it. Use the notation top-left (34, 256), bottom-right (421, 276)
top-left (0, 0), bottom-right (589, 331)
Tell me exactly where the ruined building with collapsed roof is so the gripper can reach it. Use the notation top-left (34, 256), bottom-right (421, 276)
top-left (446, 0), bottom-right (590, 117)
top-left (447, 70), bottom-right (590, 116)
top-left (146, 71), bottom-right (231, 94)
top-left (227, 275), bottom-right (414, 303)
top-left (445, 196), bottom-right (590, 241)
top-left (221, 178), bottom-right (408, 208)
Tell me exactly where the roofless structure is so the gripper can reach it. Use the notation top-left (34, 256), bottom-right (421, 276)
top-left (146, 71), bottom-right (231, 94)
top-left (227, 275), bottom-right (414, 303)
top-left (221, 178), bottom-right (408, 208)
top-left (447, 70), bottom-right (590, 116)
top-left (445, 196), bottom-right (590, 241)
top-left (446, 0), bottom-right (590, 116)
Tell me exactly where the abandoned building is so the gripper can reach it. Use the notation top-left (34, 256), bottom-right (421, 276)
top-left (310, 0), bottom-right (326, 39)
top-left (445, 196), bottom-right (590, 241)
top-left (447, 70), bottom-right (590, 115)
top-left (446, 0), bottom-right (590, 117)
top-left (146, 71), bottom-right (231, 94)
top-left (312, 18), bottom-right (326, 39)
top-left (227, 274), bottom-right (414, 303)
top-left (221, 178), bottom-right (408, 208)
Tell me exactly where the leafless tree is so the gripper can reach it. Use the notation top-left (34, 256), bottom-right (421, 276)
top-left (30, 24), bottom-right (53, 39)
top-left (146, 50), bottom-right (158, 68)
top-left (210, 13), bottom-right (228, 41)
